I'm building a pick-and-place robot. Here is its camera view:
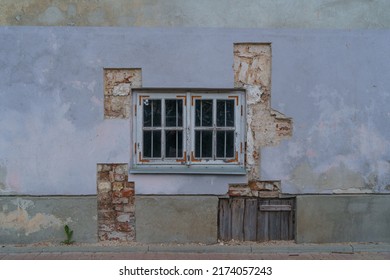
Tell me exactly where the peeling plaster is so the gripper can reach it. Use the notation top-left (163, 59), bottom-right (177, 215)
top-left (0, 198), bottom-right (64, 235)
top-left (234, 44), bottom-right (292, 182)
top-left (290, 156), bottom-right (385, 194)
top-left (0, 210), bottom-right (62, 235)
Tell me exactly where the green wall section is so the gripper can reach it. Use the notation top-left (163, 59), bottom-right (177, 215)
top-left (0, 196), bottom-right (97, 244)
top-left (135, 196), bottom-right (218, 244)
top-left (296, 195), bottom-right (390, 243)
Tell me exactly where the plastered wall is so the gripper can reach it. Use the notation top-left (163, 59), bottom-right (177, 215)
top-left (0, 27), bottom-right (389, 195)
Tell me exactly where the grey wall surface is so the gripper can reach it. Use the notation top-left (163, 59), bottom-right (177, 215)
top-left (261, 30), bottom-right (390, 194)
top-left (1, 0), bottom-right (390, 28)
top-left (0, 196), bottom-right (97, 244)
top-left (135, 196), bottom-right (218, 243)
top-left (0, 27), bottom-right (389, 195)
top-left (296, 195), bottom-right (390, 243)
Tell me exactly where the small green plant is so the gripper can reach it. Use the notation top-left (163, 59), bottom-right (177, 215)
top-left (62, 224), bottom-right (75, 245)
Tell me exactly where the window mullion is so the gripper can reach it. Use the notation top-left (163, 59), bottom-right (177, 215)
top-left (186, 92), bottom-right (191, 165)
top-left (213, 98), bottom-right (216, 161)
top-left (161, 98), bottom-right (165, 160)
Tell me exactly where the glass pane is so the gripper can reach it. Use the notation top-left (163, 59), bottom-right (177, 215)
top-left (152, 131), bottom-right (161, 158)
top-left (195, 130), bottom-right (213, 158)
top-left (216, 131), bottom-right (224, 158)
top-left (195, 100), bottom-right (213, 127)
top-left (143, 131), bottom-right (161, 158)
top-left (143, 131), bottom-right (151, 158)
top-left (152, 100), bottom-right (161, 127)
top-left (143, 100), bottom-right (151, 127)
top-left (165, 130), bottom-right (183, 158)
top-left (165, 99), bottom-right (183, 127)
top-left (217, 100), bottom-right (235, 127)
top-left (226, 131), bottom-right (234, 157)
top-left (195, 100), bottom-right (200, 127)
top-left (143, 99), bottom-right (161, 127)
top-left (217, 131), bottom-right (235, 158)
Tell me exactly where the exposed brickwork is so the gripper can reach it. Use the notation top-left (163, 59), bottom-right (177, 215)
top-left (97, 164), bottom-right (135, 241)
top-left (104, 68), bottom-right (142, 119)
top-left (234, 43), bottom-right (292, 182)
top-left (228, 181), bottom-right (280, 198)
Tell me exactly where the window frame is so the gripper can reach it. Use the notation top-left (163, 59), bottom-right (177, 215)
top-left (131, 88), bottom-right (246, 174)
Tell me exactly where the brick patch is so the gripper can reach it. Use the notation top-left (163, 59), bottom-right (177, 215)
top-left (228, 181), bottom-right (280, 198)
top-left (104, 68), bottom-right (142, 119)
top-left (97, 163), bottom-right (135, 241)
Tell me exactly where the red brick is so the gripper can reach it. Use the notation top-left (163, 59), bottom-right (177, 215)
top-left (98, 171), bottom-right (110, 181)
top-left (116, 222), bottom-right (133, 232)
top-left (121, 188), bottom-right (135, 197)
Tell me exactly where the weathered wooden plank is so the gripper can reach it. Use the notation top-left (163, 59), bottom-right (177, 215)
top-left (244, 198), bottom-right (257, 241)
top-left (257, 199), bottom-right (269, 241)
top-left (289, 199), bottom-right (295, 240)
top-left (231, 198), bottom-right (245, 241)
top-left (259, 205), bottom-right (292, 211)
top-left (218, 199), bottom-right (231, 241)
top-left (268, 199), bottom-right (281, 240)
top-left (280, 201), bottom-right (290, 240)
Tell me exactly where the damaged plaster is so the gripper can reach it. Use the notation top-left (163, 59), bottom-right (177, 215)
top-left (0, 196), bottom-right (98, 243)
top-left (234, 43), bottom-right (292, 181)
top-left (0, 198), bottom-right (64, 235)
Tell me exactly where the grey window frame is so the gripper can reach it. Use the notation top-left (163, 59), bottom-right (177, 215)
top-left (131, 88), bottom-right (246, 174)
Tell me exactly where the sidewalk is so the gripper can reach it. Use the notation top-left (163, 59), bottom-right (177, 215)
top-left (1, 241), bottom-right (390, 259)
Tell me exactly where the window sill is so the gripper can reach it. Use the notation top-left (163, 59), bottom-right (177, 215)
top-left (129, 166), bottom-right (247, 175)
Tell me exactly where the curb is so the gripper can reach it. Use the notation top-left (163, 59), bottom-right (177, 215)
top-left (2, 243), bottom-right (390, 255)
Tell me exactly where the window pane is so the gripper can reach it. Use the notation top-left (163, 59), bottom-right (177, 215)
top-left (217, 131), bottom-right (235, 158)
top-left (195, 100), bottom-right (213, 127)
top-left (217, 100), bottom-right (235, 127)
top-left (165, 99), bottom-right (183, 127)
top-left (152, 131), bottom-right (161, 157)
top-left (195, 130), bottom-right (213, 158)
top-left (143, 131), bottom-right (161, 158)
top-left (143, 131), bottom-right (151, 158)
top-left (152, 100), bottom-right (161, 127)
top-left (143, 99), bottom-right (161, 127)
top-left (165, 130), bottom-right (183, 158)
top-left (143, 100), bottom-right (151, 127)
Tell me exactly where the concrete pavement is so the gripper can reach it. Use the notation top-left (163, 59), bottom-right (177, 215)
top-left (1, 241), bottom-right (390, 259)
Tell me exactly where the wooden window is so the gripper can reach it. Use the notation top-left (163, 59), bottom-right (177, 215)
top-left (131, 89), bottom-right (246, 174)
